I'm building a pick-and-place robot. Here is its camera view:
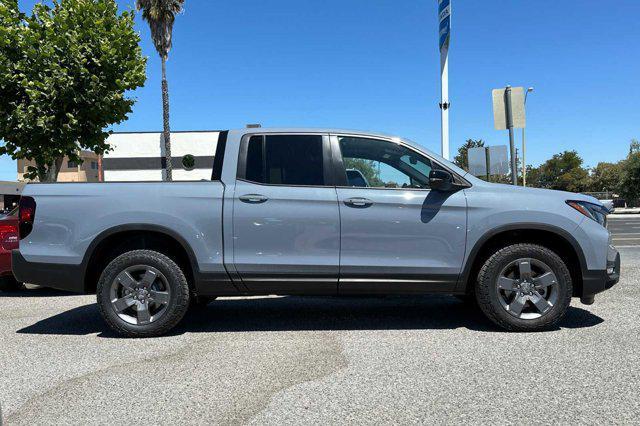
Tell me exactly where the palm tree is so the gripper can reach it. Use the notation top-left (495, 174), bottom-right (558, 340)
top-left (136, 0), bottom-right (185, 181)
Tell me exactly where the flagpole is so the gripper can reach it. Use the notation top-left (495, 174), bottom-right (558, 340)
top-left (438, 0), bottom-right (451, 160)
top-left (440, 47), bottom-right (449, 160)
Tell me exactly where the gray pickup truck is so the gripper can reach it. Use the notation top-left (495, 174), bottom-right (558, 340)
top-left (13, 128), bottom-right (620, 337)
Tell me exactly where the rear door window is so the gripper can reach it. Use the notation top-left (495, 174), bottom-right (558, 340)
top-left (243, 135), bottom-right (326, 186)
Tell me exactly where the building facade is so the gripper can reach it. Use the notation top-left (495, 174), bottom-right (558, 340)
top-left (103, 131), bottom-right (221, 181)
top-left (13, 131), bottom-right (221, 185)
top-left (17, 151), bottom-right (100, 183)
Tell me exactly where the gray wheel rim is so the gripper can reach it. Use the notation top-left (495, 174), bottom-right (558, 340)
top-left (109, 265), bottom-right (171, 325)
top-left (496, 258), bottom-right (559, 320)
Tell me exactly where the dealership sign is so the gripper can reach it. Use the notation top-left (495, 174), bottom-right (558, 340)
top-left (438, 0), bottom-right (451, 52)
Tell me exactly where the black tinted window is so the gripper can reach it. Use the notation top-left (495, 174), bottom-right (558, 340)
top-left (244, 135), bottom-right (325, 186)
top-left (245, 136), bottom-right (264, 183)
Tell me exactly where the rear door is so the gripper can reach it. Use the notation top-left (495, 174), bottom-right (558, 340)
top-left (332, 134), bottom-right (468, 294)
top-left (232, 133), bottom-right (340, 294)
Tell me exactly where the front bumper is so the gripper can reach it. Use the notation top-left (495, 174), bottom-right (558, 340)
top-left (580, 245), bottom-right (620, 304)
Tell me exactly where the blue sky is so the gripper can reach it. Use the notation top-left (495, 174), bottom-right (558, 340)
top-left (2, 0), bottom-right (639, 180)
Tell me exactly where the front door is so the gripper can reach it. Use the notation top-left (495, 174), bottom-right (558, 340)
top-left (332, 135), bottom-right (467, 294)
top-left (232, 134), bottom-right (340, 294)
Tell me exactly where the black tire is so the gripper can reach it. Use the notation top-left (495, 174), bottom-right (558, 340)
top-left (475, 243), bottom-right (572, 332)
top-left (0, 276), bottom-right (26, 292)
top-left (96, 250), bottom-right (190, 337)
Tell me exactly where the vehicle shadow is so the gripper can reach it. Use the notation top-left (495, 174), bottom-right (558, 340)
top-left (420, 191), bottom-right (451, 223)
top-left (16, 295), bottom-right (604, 338)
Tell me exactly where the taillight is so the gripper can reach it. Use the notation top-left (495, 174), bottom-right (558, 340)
top-left (18, 196), bottom-right (36, 239)
top-left (0, 224), bottom-right (19, 251)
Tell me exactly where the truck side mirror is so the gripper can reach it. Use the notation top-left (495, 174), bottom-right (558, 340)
top-left (429, 169), bottom-right (454, 191)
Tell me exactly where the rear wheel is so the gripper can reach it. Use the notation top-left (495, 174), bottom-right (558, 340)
top-left (0, 276), bottom-right (25, 292)
top-left (475, 243), bottom-right (572, 331)
top-left (96, 250), bottom-right (190, 337)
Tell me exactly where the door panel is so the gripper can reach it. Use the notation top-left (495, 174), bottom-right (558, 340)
top-left (337, 187), bottom-right (467, 293)
top-left (233, 181), bottom-right (340, 293)
top-left (333, 135), bottom-right (467, 294)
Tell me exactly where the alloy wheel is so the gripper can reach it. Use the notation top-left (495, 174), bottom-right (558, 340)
top-left (109, 265), bottom-right (171, 325)
top-left (495, 258), bottom-right (559, 320)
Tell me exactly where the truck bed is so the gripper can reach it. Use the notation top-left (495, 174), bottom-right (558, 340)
top-left (18, 181), bottom-right (225, 277)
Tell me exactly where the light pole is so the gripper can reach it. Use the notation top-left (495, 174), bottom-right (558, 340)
top-left (522, 87), bottom-right (534, 186)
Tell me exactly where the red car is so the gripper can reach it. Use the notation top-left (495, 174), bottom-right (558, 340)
top-left (0, 207), bottom-right (23, 292)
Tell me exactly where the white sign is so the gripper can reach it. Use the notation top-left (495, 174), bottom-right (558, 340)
top-left (487, 145), bottom-right (509, 176)
top-left (468, 145), bottom-right (509, 177)
top-left (468, 147), bottom-right (487, 176)
top-left (492, 87), bottom-right (526, 130)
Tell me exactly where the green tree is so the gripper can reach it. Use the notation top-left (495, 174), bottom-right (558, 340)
top-left (588, 162), bottom-right (622, 193)
top-left (525, 164), bottom-right (542, 188)
top-left (453, 138), bottom-right (484, 171)
top-left (527, 150), bottom-right (589, 193)
top-left (0, 0), bottom-right (146, 181)
top-left (343, 158), bottom-right (383, 187)
top-left (620, 140), bottom-right (640, 205)
top-left (136, 0), bottom-right (184, 181)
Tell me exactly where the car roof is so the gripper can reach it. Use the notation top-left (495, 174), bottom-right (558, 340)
top-left (230, 127), bottom-right (400, 139)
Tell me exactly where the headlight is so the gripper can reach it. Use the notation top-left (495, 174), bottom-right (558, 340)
top-left (566, 200), bottom-right (608, 227)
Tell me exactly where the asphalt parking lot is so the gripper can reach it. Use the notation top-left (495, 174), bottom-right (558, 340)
top-left (609, 214), bottom-right (640, 247)
top-left (0, 244), bottom-right (639, 424)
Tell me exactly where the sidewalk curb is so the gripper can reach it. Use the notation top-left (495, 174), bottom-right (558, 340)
top-left (611, 209), bottom-right (640, 215)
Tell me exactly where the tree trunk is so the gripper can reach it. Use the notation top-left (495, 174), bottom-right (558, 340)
top-left (39, 157), bottom-right (64, 182)
top-left (161, 56), bottom-right (172, 181)
top-left (36, 163), bottom-right (48, 182)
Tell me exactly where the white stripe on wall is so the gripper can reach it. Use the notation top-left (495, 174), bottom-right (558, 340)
top-left (105, 132), bottom-right (219, 158)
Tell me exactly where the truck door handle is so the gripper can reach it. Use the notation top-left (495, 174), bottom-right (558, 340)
top-left (239, 194), bottom-right (268, 204)
top-left (344, 197), bottom-right (373, 208)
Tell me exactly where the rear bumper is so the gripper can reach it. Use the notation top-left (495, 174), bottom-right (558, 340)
top-left (0, 252), bottom-right (12, 276)
top-left (11, 250), bottom-right (84, 293)
top-left (580, 245), bottom-right (620, 303)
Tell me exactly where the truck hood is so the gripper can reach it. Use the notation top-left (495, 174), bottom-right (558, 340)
top-left (471, 180), bottom-right (603, 206)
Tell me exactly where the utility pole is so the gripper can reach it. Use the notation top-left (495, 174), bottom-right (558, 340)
top-left (522, 87), bottom-right (534, 186)
top-left (438, 0), bottom-right (451, 159)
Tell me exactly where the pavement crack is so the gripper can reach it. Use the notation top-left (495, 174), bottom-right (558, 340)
top-left (245, 333), bottom-right (349, 425)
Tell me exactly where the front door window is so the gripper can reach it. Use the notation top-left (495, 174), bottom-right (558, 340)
top-left (339, 137), bottom-right (433, 189)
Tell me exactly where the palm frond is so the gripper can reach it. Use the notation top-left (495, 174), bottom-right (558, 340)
top-left (136, 0), bottom-right (185, 58)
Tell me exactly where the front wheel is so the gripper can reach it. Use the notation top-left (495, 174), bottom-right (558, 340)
top-left (475, 243), bottom-right (572, 332)
top-left (96, 250), bottom-right (190, 337)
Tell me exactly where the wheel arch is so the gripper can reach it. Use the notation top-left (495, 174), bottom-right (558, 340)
top-left (81, 224), bottom-right (199, 294)
top-left (460, 223), bottom-right (587, 297)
